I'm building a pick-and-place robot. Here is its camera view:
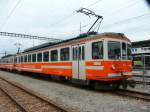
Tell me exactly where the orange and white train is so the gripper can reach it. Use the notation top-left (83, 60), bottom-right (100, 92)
top-left (0, 32), bottom-right (134, 89)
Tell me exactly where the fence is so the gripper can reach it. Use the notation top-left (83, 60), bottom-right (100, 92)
top-left (132, 54), bottom-right (150, 86)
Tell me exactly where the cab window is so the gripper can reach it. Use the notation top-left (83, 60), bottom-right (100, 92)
top-left (108, 41), bottom-right (121, 60)
top-left (92, 41), bottom-right (103, 59)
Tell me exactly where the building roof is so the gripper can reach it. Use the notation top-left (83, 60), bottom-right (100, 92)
top-left (132, 39), bottom-right (150, 47)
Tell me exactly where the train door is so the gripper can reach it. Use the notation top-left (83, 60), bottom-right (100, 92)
top-left (72, 44), bottom-right (86, 80)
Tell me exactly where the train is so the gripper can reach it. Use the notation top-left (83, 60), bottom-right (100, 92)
top-left (0, 32), bottom-right (135, 89)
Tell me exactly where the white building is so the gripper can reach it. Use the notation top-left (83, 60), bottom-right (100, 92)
top-left (132, 39), bottom-right (150, 69)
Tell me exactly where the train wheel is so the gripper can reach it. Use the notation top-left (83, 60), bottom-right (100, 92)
top-left (88, 80), bottom-right (95, 89)
top-left (122, 79), bottom-right (127, 89)
top-left (94, 82), bottom-right (112, 90)
top-left (59, 76), bottom-right (67, 82)
top-left (109, 83), bottom-right (120, 90)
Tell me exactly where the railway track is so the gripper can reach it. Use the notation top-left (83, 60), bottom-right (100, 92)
top-left (0, 77), bottom-right (72, 112)
top-left (115, 89), bottom-right (150, 101)
top-left (135, 81), bottom-right (150, 85)
top-left (0, 88), bottom-right (26, 112)
top-left (0, 70), bottom-right (149, 106)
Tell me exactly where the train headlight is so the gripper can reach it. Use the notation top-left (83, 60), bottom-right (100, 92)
top-left (111, 65), bottom-right (116, 70)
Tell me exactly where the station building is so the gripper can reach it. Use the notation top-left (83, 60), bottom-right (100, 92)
top-left (132, 39), bottom-right (150, 69)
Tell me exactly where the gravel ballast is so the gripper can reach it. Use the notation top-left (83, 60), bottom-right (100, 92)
top-left (0, 70), bottom-right (149, 112)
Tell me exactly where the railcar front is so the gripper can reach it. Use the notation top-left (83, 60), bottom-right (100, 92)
top-left (86, 33), bottom-right (133, 89)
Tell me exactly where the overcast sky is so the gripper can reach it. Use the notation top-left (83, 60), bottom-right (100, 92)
top-left (0, 0), bottom-right (150, 57)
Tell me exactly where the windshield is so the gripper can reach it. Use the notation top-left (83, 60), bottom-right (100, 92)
top-left (108, 41), bottom-right (121, 60)
top-left (92, 41), bottom-right (103, 59)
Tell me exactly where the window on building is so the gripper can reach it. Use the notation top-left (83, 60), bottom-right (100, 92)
top-left (37, 53), bottom-right (42, 62)
top-left (60, 47), bottom-right (70, 61)
top-left (32, 54), bottom-right (37, 62)
top-left (92, 41), bottom-right (103, 59)
top-left (51, 50), bottom-right (58, 61)
top-left (43, 51), bottom-right (49, 62)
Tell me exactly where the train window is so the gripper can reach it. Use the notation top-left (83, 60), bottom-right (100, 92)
top-left (60, 47), bottom-right (70, 61)
top-left (21, 56), bottom-right (24, 63)
top-left (15, 57), bottom-right (17, 63)
top-left (37, 53), bottom-right (42, 62)
top-left (122, 42), bottom-right (127, 60)
top-left (92, 41), bottom-right (103, 59)
top-left (10, 58), bottom-right (12, 63)
top-left (19, 56), bottom-right (21, 63)
top-left (32, 54), bottom-right (37, 62)
top-left (28, 54), bottom-right (31, 62)
top-left (24, 55), bottom-right (27, 62)
top-left (43, 51), bottom-right (49, 62)
top-left (108, 41), bottom-right (121, 60)
top-left (51, 50), bottom-right (58, 61)
top-left (127, 44), bottom-right (132, 60)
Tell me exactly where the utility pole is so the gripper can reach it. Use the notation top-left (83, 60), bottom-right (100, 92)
top-left (80, 22), bottom-right (82, 34)
top-left (4, 51), bottom-right (7, 56)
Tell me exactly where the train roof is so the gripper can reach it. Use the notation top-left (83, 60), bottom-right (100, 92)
top-left (24, 32), bottom-right (98, 52)
top-left (1, 54), bottom-right (13, 59)
top-left (23, 32), bottom-right (129, 53)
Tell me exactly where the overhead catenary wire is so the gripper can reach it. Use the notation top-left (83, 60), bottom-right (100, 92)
top-left (1, 0), bottom-right (149, 40)
top-left (49, 0), bottom-right (103, 27)
top-left (102, 13), bottom-right (150, 29)
top-left (0, 0), bottom-right (22, 31)
top-left (104, 0), bottom-right (141, 17)
top-left (85, 0), bottom-right (103, 8)
top-left (59, 0), bottom-right (140, 35)
top-left (119, 22), bottom-right (150, 34)
top-left (48, 0), bottom-right (145, 38)
top-left (53, 12), bottom-right (150, 39)
top-left (0, 32), bottom-right (62, 41)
